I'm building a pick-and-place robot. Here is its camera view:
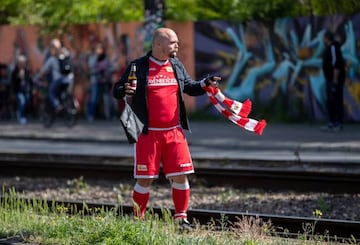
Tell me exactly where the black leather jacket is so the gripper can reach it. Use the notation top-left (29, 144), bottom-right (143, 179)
top-left (322, 41), bottom-right (345, 83)
top-left (113, 52), bottom-right (206, 134)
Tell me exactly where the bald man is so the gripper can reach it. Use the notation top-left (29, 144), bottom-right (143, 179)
top-left (113, 28), bottom-right (220, 229)
top-left (36, 38), bottom-right (74, 113)
top-left (51, 38), bottom-right (61, 50)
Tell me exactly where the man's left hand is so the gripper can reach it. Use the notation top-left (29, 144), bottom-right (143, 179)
top-left (206, 76), bottom-right (221, 87)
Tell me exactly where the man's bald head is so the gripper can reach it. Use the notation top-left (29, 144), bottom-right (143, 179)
top-left (152, 28), bottom-right (176, 43)
top-left (152, 28), bottom-right (179, 60)
top-left (51, 38), bottom-right (61, 49)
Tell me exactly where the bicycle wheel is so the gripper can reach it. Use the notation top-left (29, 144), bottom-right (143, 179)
top-left (63, 96), bottom-right (77, 127)
top-left (42, 101), bottom-right (55, 128)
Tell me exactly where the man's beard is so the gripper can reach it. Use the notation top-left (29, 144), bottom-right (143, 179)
top-left (170, 51), bottom-right (177, 58)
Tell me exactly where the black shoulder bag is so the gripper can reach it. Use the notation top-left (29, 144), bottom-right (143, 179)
top-left (119, 100), bottom-right (144, 144)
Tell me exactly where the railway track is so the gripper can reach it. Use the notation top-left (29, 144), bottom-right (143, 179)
top-left (1, 152), bottom-right (360, 241)
top-left (1, 197), bottom-right (359, 242)
top-left (1, 152), bottom-right (360, 193)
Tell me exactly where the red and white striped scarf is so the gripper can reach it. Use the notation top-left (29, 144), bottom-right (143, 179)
top-left (203, 85), bottom-right (266, 135)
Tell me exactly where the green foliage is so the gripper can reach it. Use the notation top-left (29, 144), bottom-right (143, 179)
top-left (0, 189), bottom-right (353, 244)
top-left (165, 0), bottom-right (308, 22)
top-left (195, 0), bottom-right (241, 21)
top-left (165, 0), bottom-right (198, 21)
top-left (310, 0), bottom-right (360, 16)
top-left (66, 176), bottom-right (88, 194)
top-left (1, 0), bottom-right (143, 33)
top-left (236, 0), bottom-right (308, 21)
top-left (165, 0), bottom-right (360, 22)
top-left (2, 0), bottom-right (360, 34)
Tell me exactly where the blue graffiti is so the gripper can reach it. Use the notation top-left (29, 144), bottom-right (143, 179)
top-left (342, 20), bottom-right (359, 80)
top-left (224, 25), bottom-right (252, 90)
top-left (195, 17), bottom-right (360, 121)
top-left (225, 26), bottom-right (275, 101)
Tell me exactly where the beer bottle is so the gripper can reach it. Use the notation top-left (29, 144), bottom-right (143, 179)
top-left (128, 63), bottom-right (137, 91)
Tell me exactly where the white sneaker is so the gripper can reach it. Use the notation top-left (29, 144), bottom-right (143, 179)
top-left (332, 124), bottom-right (343, 132)
top-left (175, 218), bottom-right (193, 232)
top-left (19, 117), bottom-right (27, 125)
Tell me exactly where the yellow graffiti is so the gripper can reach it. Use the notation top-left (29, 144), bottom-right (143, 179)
top-left (347, 82), bottom-right (360, 104)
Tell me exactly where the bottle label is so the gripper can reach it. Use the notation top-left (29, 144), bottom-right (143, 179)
top-left (131, 80), bottom-right (137, 89)
top-left (129, 63), bottom-right (137, 90)
top-left (129, 77), bottom-right (137, 89)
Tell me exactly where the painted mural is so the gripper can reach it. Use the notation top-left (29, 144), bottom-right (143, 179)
top-left (1, 15), bottom-right (360, 123)
top-left (194, 16), bottom-right (360, 122)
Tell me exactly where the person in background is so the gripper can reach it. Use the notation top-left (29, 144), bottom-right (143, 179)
top-left (87, 42), bottom-right (113, 121)
top-left (86, 44), bottom-right (98, 121)
top-left (42, 39), bottom-right (62, 87)
top-left (321, 30), bottom-right (346, 132)
top-left (0, 63), bottom-right (11, 120)
top-left (11, 55), bottom-right (33, 124)
top-left (112, 27), bottom-right (220, 229)
top-left (36, 39), bottom-right (74, 113)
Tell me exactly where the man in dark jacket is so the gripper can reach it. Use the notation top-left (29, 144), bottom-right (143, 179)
top-left (321, 30), bottom-right (346, 131)
top-left (113, 27), bottom-right (219, 228)
top-left (11, 55), bottom-right (33, 124)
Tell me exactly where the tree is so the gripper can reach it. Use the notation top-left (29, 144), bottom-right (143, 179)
top-left (165, 0), bottom-right (309, 22)
top-left (310, 0), bottom-right (360, 16)
top-left (2, 0), bottom-right (360, 32)
top-left (1, 0), bottom-right (144, 33)
top-left (164, 0), bottom-right (198, 21)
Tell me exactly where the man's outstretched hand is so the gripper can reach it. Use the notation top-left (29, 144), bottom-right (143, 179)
top-left (206, 76), bottom-right (221, 87)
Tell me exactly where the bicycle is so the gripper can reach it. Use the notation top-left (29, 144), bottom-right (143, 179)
top-left (42, 83), bottom-right (78, 128)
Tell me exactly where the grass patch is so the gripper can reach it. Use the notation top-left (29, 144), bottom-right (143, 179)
top-left (0, 188), bottom-right (357, 245)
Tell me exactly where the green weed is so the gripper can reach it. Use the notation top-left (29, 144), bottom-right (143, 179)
top-left (0, 188), bottom-right (358, 245)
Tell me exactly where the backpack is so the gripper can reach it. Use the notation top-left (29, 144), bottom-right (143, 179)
top-left (58, 55), bottom-right (72, 75)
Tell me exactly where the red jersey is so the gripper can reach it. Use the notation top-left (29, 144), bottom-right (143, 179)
top-left (147, 57), bottom-right (179, 128)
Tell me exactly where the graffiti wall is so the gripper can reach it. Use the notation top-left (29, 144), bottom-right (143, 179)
top-left (194, 15), bottom-right (360, 122)
top-left (1, 15), bottom-right (360, 122)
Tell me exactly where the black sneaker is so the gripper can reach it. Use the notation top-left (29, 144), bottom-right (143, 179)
top-left (332, 124), bottom-right (343, 132)
top-left (176, 218), bottom-right (193, 232)
top-left (55, 104), bottom-right (64, 114)
top-left (320, 123), bottom-right (333, 132)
